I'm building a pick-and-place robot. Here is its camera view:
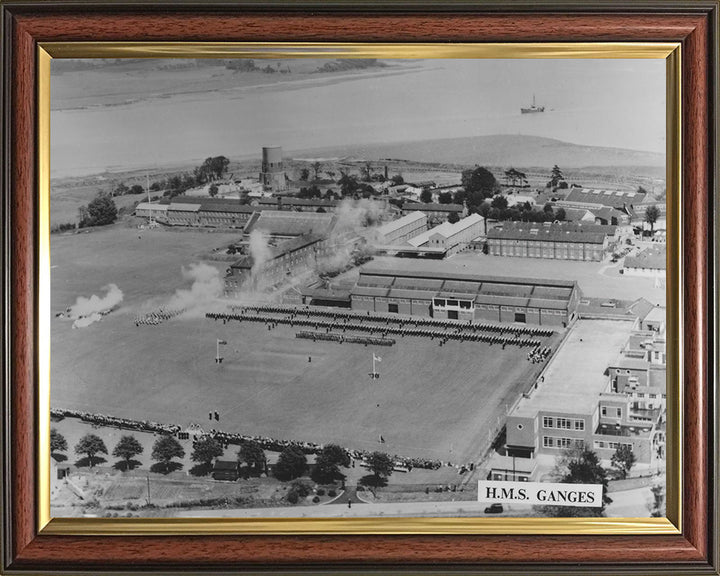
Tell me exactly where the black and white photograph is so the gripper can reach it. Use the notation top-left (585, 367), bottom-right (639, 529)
top-left (48, 55), bottom-right (668, 520)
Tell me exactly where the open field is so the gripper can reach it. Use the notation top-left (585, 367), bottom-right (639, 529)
top-left (50, 225), bottom-right (239, 311)
top-left (51, 225), bottom-right (554, 468)
top-left (51, 311), bottom-right (550, 465)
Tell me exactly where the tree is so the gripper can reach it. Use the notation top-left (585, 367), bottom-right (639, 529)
top-left (490, 195), bottom-right (508, 210)
top-left (549, 164), bottom-right (564, 188)
top-left (274, 445), bottom-right (307, 481)
top-left (610, 445), bottom-right (636, 479)
top-left (437, 191), bottom-right (453, 204)
top-left (191, 436), bottom-right (223, 467)
top-left (237, 440), bottom-right (266, 475)
top-left (366, 451), bottom-right (394, 483)
top-left (462, 166), bottom-right (498, 204)
top-left (128, 184), bottom-right (144, 195)
top-left (194, 156), bottom-right (230, 184)
top-left (74, 433), bottom-right (108, 467)
top-left (151, 435), bottom-right (185, 474)
top-left (390, 174), bottom-right (404, 185)
top-left (208, 183), bottom-right (219, 197)
top-left (447, 211), bottom-right (460, 224)
top-left (543, 202), bottom-right (554, 214)
top-left (338, 173), bottom-right (359, 197)
top-left (540, 445), bottom-right (612, 517)
top-left (50, 428), bottom-right (67, 455)
top-left (300, 168), bottom-right (310, 181)
top-left (555, 207), bottom-right (567, 221)
top-left (112, 435), bottom-right (143, 469)
top-left (644, 205), bottom-right (661, 233)
top-left (113, 182), bottom-right (129, 197)
top-left (419, 189), bottom-right (434, 203)
top-left (80, 192), bottom-right (118, 227)
top-left (637, 185), bottom-right (649, 195)
top-left (312, 444), bottom-right (350, 484)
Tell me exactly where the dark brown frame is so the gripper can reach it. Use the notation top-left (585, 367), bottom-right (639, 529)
top-left (1, 1), bottom-right (717, 574)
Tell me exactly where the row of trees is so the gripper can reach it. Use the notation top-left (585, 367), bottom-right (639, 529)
top-left (51, 429), bottom-right (398, 487)
top-left (51, 429), bottom-right (185, 473)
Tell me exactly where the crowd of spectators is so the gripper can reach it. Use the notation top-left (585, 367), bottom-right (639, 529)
top-left (50, 407), bottom-right (181, 435)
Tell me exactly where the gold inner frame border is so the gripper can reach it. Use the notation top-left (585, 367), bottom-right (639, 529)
top-left (36, 41), bottom-right (682, 536)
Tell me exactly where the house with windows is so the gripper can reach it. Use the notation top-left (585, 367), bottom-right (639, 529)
top-left (504, 318), bottom-right (665, 468)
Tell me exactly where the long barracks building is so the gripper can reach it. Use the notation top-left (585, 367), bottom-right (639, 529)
top-left (350, 265), bottom-right (581, 326)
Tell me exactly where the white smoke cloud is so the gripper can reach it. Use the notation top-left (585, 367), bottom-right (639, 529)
top-left (68, 284), bottom-right (123, 328)
top-left (166, 262), bottom-right (224, 315)
top-left (248, 229), bottom-right (273, 283)
top-left (334, 198), bottom-right (386, 234)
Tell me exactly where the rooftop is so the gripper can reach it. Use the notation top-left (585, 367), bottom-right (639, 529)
top-left (377, 211), bottom-right (427, 237)
top-left (407, 213), bottom-right (484, 247)
top-left (360, 261), bottom-right (578, 289)
top-left (512, 319), bottom-right (636, 417)
top-left (624, 246), bottom-right (666, 270)
top-left (244, 210), bottom-right (336, 237)
top-left (486, 221), bottom-right (615, 244)
top-left (403, 202), bottom-right (464, 213)
top-left (565, 187), bottom-right (646, 210)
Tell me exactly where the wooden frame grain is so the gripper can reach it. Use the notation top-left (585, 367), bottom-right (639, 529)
top-left (1, 1), bottom-right (717, 574)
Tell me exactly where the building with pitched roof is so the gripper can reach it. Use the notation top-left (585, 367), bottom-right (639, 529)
top-left (243, 210), bottom-right (337, 239)
top-left (486, 221), bottom-right (617, 261)
top-left (406, 213), bottom-right (485, 256)
top-left (623, 246), bottom-right (666, 277)
top-left (376, 211), bottom-right (428, 245)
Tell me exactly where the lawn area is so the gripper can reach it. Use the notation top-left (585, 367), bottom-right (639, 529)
top-left (51, 314), bottom-right (550, 466)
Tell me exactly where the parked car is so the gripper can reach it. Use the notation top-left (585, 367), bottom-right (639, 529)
top-left (484, 503), bottom-right (503, 514)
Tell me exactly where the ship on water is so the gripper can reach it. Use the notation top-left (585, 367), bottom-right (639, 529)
top-left (521, 94), bottom-right (545, 114)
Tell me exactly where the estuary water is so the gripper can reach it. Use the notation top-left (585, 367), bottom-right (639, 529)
top-left (50, 59), bottom-right (666, 178)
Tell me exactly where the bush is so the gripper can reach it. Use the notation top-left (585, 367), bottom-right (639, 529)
top-left (316, 488), bottom-right (326, 496)
top-left (289, 479), bottom-right (314, 498)
top-left (287, 490), bottom-right (299, 504)
top-left (328, 489), bottom-right (337, 497)
top-left (312, 496), bottom-right (320, 503)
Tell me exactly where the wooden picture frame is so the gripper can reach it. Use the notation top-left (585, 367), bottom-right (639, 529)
top-left (1, 1), bottom-right (717, 573)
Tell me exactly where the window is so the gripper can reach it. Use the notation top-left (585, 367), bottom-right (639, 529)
top-left (556, 418), bottom-right (571, 429)
top-left (616, 408), bottom-right (622, 418)
top-left (543, 417), bottom-right (553, 429)
top-left (649, 394), bottom-right (657, 399)
top-left (543, 436), bottom-right (554, 448)
top-left (601, 407), bottom-right (607, 416)
top-left (637, 393), bottom-right (645, 398)
top-left (574, 420), bottom-right (585, 431)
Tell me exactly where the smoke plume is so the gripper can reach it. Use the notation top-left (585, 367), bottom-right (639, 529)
top-left (166, 262), bottom-right (224, 315)
top-left (68, 284), bottom-right (123, 329)
top-left (248, 229), bottom-right (273, 283)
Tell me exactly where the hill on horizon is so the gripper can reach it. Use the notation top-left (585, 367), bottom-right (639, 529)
top-left (289, 134), bottom-right (665, 170)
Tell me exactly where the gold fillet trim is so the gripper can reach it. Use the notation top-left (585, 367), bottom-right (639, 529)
top-left (37, 41), bottom-right (682, 536)
top-left (40, 42), bottom-right (679, 60)
top-left (663, 44), bottom-right (682, 531)
top-left (37, 46), bottom-right (52, 533)
top-left (43, 516), bottom-right (678, 536)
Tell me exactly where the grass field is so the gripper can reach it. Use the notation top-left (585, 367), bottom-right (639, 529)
top-left (51, 225), bottom-right (550, 466)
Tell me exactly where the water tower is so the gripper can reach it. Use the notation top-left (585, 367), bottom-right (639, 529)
top-left (259, 146), bottom-right (287, 191)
